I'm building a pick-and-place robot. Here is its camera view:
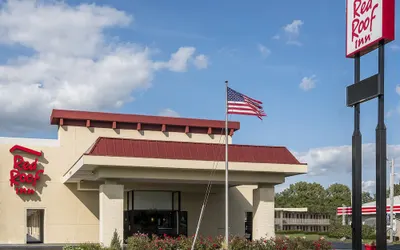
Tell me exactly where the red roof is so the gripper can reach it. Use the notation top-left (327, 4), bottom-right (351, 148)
top-left (85, 137), bottom-right (303, 165)
top-left (50, 109), bottom-right (240, 135)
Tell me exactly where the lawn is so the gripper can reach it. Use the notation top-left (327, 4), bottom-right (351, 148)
top-left (275, 233), bottom-right (351, 243)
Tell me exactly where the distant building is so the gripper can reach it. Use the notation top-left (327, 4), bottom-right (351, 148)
top-left (275, 208), bottom-right (331, 233)
top-left (337, 196), bottom-right (400, 238)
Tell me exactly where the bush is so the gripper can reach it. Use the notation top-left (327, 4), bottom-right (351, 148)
top-left (109, 229), bottom-right (122, 250)
top-left (277, 230), bottom-right (330, 236)
top-left (125, 234), bottom-right (332, 250)
top-left (64, 234), bottom-right (333, 250)
top-left (125, 233), bottom-right (149, 249)
top-left (327, 224), bottom-right (352, 239)
top-left (327, 224), bottom-right (376, 239)
top-left (63, 243), bottom-right (106, 250)
top-left (362, 225), bottom-right (376, 239)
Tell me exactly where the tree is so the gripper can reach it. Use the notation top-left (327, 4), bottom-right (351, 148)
top-left (362, 191), bottom-right (375, 203)
top-left (325, 183), bottom-right (351, 214)
top-left (275, 181), bottom-right (328, 213)
top-left (110, 229), bottom-right (122, 250)
top-left (386, 183), bottom-right (400, 198)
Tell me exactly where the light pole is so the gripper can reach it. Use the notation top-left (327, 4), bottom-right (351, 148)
top-left (389, 158), bottom-right (395, 243)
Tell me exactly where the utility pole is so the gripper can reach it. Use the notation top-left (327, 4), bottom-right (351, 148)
top-left (389, 158), bottom-right (395, 243)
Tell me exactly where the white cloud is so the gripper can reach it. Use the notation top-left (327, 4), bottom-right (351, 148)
top-left (0, 0), bottom-right (132, 57)
top-left (396, 85), bottom-right (400, 95)
top-left (284, 20), bottom-right (304, 34)
top-left (299, 75), bottom-right (316, 91)
top-left (193, 54), bottom-right (209, 69)
top-left (388, 85), bottom-right (400, 118)
top-left (272, 35), bottom-right (280, 40)
top-left (0, 0), bottom-right (208, 133)
top-left (390, 44), bottom-right (400, 51)
top-left (158, 108), bottom-right (180, 117)
top-left (257, 44), bottom-right (271, 58)
top-left (154, 47), bottom-right (196, 72)
top-left (293, 143), bottom-right (400, 176)
top-left (386, 109), bottom-right (395, 118)
top-left (362, 180), bottom-right (376, 193)
top-left (283, 20), bottom-right (304, 46)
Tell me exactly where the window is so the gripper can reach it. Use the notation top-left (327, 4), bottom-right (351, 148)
top-left (26, 209), bottom-right (44, 244)
top-left (244, 212), bottom-right (252, 240)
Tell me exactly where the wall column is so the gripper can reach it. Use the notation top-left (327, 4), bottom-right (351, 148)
top-left (99, 181), bottom-right (124, 247)
top-left (252, 184), bottom-right (275, 240)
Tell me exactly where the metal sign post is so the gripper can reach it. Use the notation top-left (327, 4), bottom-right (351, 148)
top-left (351, 53), bottom-right (362, 250)
top-left (376, 40), bottom-right (387, 249)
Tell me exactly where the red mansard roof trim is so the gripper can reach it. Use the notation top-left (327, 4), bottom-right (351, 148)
top-left (50, 109), bottom-right (240, 135)
top-left (84, 137), bottom-right (304, 165)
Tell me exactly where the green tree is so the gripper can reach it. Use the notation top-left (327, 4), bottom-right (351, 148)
top-left (325, 183), bottom-right (351, 215)
top-left (386, 183), bottom-right (400, 198)
top-left (275, 181), bottom-right (328, 213)
top-left (110, 229), bottom-right (122, 250)
top-left (362, 191), bottom-right (375, 203)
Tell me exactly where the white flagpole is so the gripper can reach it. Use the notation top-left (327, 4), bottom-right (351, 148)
top-left (224, 80), bottom-right (229, 249)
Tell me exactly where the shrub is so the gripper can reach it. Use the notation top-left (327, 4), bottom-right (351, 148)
top-left (63, 243), bottom-right (105, 250)
top-left (125, 233), bottom-right (150, 249)
top-left (109, 229), bottom-right (122, 250)
top-left (64, 234), bottom-right (333, 250)
top-left (277, 230), bottom-right (330, 236)
top-left (327, 224), bottom-right (352, 239)
top-left (125, 234), bottom-right (332, 250)
top-left (328, 223), bottom-right (376, 239)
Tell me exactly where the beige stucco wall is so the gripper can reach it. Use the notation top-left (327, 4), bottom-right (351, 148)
top-left (0, 125), bottom-right (248, 244)
top-left (181, 185), bottom-right (256, 237)
top-left (0, 137), bottom-right (100, 244)
top-left (58, 126), bottom-right (232, 163)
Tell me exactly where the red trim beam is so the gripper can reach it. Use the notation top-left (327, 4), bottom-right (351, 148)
top-left (50, 109), bottom-right (240, 135)
top-left (337, 205), bottom-right (400, 215)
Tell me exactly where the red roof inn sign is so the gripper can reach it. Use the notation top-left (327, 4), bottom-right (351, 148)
top-left (9, 145), bottom-right (44, 195)
top-left (345, 0), bottom-right (395, 248)
top-left (346, 0), bottom-right (395, 57)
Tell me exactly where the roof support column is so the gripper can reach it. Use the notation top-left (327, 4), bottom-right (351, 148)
top-left (252, 184), bottom-right (275, 240)
top-left (99, 182), bottom-right (124, 247)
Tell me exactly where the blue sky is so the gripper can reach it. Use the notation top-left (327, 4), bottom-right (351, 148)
top-left (0, 0), bottom-right (400, 193)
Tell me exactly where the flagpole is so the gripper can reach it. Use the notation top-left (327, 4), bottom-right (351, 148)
top-left (224, 80), bottom-right (229, 250)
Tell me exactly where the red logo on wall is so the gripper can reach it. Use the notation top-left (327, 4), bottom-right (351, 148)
top-left (9, 145), bottom-right (44, 195)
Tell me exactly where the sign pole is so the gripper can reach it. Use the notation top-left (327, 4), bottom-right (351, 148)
top-left (376, 40), bottom-right (387, 249)
top-left (352, 53), bottom-right (362, 250)
top-left (389, 158), bottom-right (395, 243)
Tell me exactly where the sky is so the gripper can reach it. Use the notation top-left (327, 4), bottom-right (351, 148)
top-left (0, 0), bottom-right (399, 194)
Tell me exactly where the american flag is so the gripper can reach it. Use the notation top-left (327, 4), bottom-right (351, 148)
top-left (227, 87), bottom-right (266, 119)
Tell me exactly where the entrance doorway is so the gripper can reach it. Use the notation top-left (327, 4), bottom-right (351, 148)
top-left (26, 209), bottom-right (44, 244)
top-left (124, 190), bottom-right (187, 240)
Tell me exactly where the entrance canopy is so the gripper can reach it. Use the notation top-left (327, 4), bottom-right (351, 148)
top-left (62, 137), bottom-right (307, 185)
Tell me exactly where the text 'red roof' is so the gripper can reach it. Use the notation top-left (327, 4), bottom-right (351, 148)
top-left (85, 137), bottom-right (303, 165)
top-left (50, 109), bottom-right (240, 136)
